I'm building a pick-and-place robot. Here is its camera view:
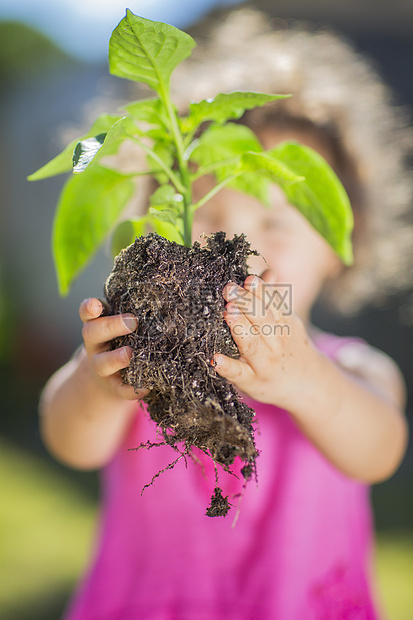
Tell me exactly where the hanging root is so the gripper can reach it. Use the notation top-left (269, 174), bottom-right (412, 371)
top-left (231, 478), bottom-right (249, 529)
top-left (128, 440), bottom-right (167, 452)
top-left (188, 450), bottom-right (208, 481)
top-left (141, 455), bottom-right (185, 495)
top-left (214, 462), bottom-right (220, 487)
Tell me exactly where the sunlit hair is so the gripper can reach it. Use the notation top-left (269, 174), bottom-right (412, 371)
top-left (170, 6), bottom-right (413, 315)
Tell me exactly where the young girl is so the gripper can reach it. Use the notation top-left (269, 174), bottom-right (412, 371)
top-left (39, 7), bottom-right (411, 619)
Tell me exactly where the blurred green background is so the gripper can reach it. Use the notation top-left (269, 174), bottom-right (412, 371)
top-left (0, 1), bottom-right (412, 619)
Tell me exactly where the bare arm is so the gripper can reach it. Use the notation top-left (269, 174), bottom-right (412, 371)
top-left (39, 298), bottom-right (149, 470)
top-left (287, 339), bottom-right (408, 483)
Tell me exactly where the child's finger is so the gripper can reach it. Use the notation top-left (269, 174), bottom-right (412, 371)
top-left (243, 274), bottom-right (283, 323)
top-left (118, 383), bottom-right (149, 401)
top-left (224, 303), bottom-right (268, 362)
top-left (223, 279), bottom-right (279, 341)
top-left (92, 346), bottom-right (133, 378)
top-left (107, 374), bottom-right (150, 401)
top-left (79, 297), bottom-right (104, 323)
top-left (82, 313), bottom-right (138, 347)
top-left (223, 278), bottom-right (277, 322)
top-left (213, 353), bottom-right (254, 389)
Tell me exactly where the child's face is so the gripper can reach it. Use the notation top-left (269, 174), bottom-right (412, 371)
top-left (192, 127), bottom-right (342, 323)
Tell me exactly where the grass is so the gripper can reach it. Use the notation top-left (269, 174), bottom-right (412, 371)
top-left (1, 436), bottom-right (412, 619)
top-left (375, 531), bottom-right (413, 620)
top-left (0, 437), bottom-right (97, 620)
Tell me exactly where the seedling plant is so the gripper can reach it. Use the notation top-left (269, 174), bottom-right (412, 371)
top-left (29, 9), bottom-right (353, 516)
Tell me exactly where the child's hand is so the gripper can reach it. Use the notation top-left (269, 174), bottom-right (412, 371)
top-left (79, 297), bottom-right (149, 401)
top-left (213, 271), bottom-right (318, 410)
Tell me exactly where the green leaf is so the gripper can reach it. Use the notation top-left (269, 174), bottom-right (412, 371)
top-left (123, 97), bottom-right (169, 129)
top-left (190, 123), bottom-right (269, 204)
top-left (145, 128), bottom-right (173, 142)
top-left (73, 116), bottom-right (141, 174)
top-left (53, 165), bottom-right (134, 295)
top-left (150, 184), bottom-right (176, 205)
top-left (269, 142), bottom-right (354, 264)
top-left (150, 184), bottom-right (183, 208)
top-left (149, 185), bottom-right (183, 226)
top-left (231, 173), bottom-right (271, 206)
top-left (109, 10), bottom-right (195, 92)
top-left (149, 217), bottom-right (184, 244)
top-left (27, 114), bottom-right (121, 181)
top-left (190, 123), bottom-right (262, 170)
top-left (181, 92), bottom-right (290, 134)
top-left (111, 217), bottom-right (147, 257)
top-left (96, 116), bottom-right (138, 161)
top-left (148, 207), bottom-right (176, 225)
top-left (240, 151), bottom-right (305, 184)
top-left (73, 134), bottom-right (106, 173)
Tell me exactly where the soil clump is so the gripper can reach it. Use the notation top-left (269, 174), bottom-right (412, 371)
top-left (104, 231), bottom-right (259, 515)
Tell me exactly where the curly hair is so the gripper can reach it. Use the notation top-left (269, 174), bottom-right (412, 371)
top-left (169, 6), bottom-right (413, 315)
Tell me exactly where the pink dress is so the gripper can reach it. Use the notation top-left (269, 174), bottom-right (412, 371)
top-left (63, 332), bottom-right (380, 619)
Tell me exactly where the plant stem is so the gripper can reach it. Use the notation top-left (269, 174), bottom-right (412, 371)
top-left (131, 138), bottom-right (185, 194)
top-left (159, 81), bottom-right (192, 246)
top-left (191, 174), bottom-right (239, 211)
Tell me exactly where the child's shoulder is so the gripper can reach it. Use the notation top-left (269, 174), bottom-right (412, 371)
top-left (311, 326), bottom-right (406, 408)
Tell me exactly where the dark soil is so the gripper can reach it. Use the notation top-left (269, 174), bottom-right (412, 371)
top-left (104, 231), bottom-right (259, 516)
